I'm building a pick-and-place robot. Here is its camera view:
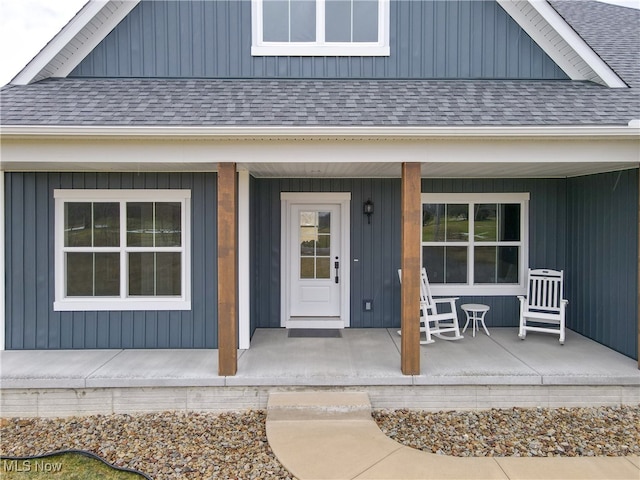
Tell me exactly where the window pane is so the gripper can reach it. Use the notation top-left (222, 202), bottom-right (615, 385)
top-left (129, 252), bottom-right (155, 296)
top-left (263, 0), bottom-right (289, 41)
top-left (155, 202), bottom-right (181, 247)
top-left (93, 203), bottom-right (120, 247)
top-left (300, 257), bottom-right (314, 279)
top-left (423, 246), bottom-right (444, 283)
top-left (316, 257), bottom-right (330, 279)
top-left (290, 0), bottom-right (316, 42)
top-left (353, 0), bottom-right (378, 42)
top-left (66, 252), bottom-right (94, 296)
top-left (318, 211), bottom-right (331, 233)
top-left (445, 204), bottom-right (468, 241)
top-left (474, 246), bottom-right (497, 283)
top-left (316, 234), bottom-right (330, 256)
top-left (474, 204), bottom-right (497, 241)
top-left (300, 211), bottom-right (317, 226)
top-left (497, 246), bottom-right (519, 283)
top-left (156, 252), bottom-right (181, 296)
top-left (499, 204), bottom-right (521, 241)
top-left (65, 203), bottom-right (92, 247)
top-left (423, 204), bottom-right (446, 242)
top-left (127, 203), bottom-right (154, 247)
top-left (300, 227), bottom-right (317, 256)
top-left (94, 253), bottom-right (120, 296)
top-left (300, 238), bottom-right (316, 256)
top-left (326, 0), bottom-right (351, 42)
top-left (445, 246), bottom-right (468, 283)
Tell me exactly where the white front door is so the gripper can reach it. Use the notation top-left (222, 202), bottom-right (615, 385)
top-left (281, 193), bottom-right (350, 329)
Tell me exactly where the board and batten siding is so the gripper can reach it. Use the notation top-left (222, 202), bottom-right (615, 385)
top-left (250, 177), bottom-right (569, 332)
top-left (70, 0), bottom-right (567, 80)
top-left (566, 169), bottom-right (638, 360)
top-left (4, 172), bottom-right (217, 350)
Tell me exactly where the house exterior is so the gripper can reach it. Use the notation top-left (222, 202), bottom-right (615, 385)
top-left (1, 0), bottom-right (638, 376)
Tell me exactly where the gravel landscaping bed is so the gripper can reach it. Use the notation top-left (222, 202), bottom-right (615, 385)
top-left (1, 406), bottom-right (638, 479)
top-left (0, 411), bottom-right (292, 480)
top-left (374, 405), bottom-right (640, 458)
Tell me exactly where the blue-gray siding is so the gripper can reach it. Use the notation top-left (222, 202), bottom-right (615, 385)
top-left (4, 172), bottom-right (218, 350)
top-left (5, 171), bottom-right (637, 359)
top-left (566, 169), bottom-right (638, 359)
top-left (251, 177), bottom-right (569, 330)
top-left (71, 0), bottom-right (567, 80)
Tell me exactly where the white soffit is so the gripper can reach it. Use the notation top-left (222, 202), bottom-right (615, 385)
top-left (497, 0), bottom-right (627, 88)
top-left (11, 0), bottom-right (140, 85)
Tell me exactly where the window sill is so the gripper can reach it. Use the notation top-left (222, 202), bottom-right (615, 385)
top-left (251, 44), bottom-right (390, 57)
top-left (54, 299), bottom-right (191, 311)
top-left (429, 285), bottom-right (526, 297)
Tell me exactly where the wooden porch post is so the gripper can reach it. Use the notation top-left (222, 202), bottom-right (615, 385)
top-left (637, 168), bottom-right (639, 370)
top-left (218, 162), bottom-right (238, 376)
top-left (401, 162), bottom-right (421, 375)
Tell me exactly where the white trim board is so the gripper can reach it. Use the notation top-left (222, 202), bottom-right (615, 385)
top-left (3, 125), bottom-right (639, 139)
top-left (238, 170), bottom-right (251, 350)
top-left (497, 0), bottom-right (627, 88)
top-left (0, 171), bottom-right (4, 350)
top-left (11, 1), bottom-right (140, 85)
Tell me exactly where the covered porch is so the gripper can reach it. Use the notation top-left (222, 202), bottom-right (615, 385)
top-left (1, 328), bottom-right (638, 417)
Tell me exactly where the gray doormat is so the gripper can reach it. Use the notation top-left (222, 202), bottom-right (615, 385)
top-left (288, 329), bottom-right (342, 338)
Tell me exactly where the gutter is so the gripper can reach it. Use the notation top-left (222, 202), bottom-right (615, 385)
top-left (2, 125), bottom-right (639, 140)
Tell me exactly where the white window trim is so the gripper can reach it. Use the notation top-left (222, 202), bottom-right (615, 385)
top-left (251, 0), bottom-right (390, 56)
top-left (54, 189), bottom-right (191, 311)
top-left (421, 193), bottom-right (530, 297)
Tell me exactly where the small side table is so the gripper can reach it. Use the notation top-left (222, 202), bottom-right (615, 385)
top-left (461, 304), bottom-right (490, 337)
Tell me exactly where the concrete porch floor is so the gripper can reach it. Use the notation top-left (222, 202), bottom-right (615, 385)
top-left (1, 328), bottom-right (638, 417)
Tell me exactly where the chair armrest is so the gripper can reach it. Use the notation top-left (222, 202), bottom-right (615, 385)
top-left (433, 297), bottom-right (459, 303)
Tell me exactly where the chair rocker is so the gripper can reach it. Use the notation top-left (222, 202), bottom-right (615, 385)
top-left (518, 268), bottom-right (568, 344)
top-left (398, 268), bottom-right (464, 344)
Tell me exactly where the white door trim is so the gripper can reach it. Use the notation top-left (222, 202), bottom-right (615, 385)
top-left (281, 192), bottom-right (351, 328)
top-left (238, 169), bottom-right (251, 349)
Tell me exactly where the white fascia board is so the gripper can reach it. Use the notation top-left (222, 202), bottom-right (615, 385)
top-left (11, 1), bottom-right (140, 85)
top-left (1, 125), bottom-right (639, 139)
top-left (497, 0), bottom-right (627, 88)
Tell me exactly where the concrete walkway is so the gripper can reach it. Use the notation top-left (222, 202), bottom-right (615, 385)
top-left (266, 392), bottom-right (640, 480)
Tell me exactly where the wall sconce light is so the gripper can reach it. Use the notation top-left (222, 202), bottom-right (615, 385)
top-left (363, 199), bottom-right (374, 224)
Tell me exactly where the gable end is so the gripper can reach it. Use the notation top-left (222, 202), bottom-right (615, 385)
top-left (497, 0), bottom-right (627, 87)
top-left (11, 0), bottom-right (140, 85)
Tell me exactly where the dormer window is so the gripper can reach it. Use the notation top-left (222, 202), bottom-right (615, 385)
top-left (252, 0), bottom-right (390, 56)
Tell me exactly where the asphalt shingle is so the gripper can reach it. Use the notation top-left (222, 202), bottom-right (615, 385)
top-left (0, 1), bottom-right (638, 128)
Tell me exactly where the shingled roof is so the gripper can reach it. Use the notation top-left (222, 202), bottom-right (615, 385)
top-left (1, 1), bottom-right (638, 128)
top-left (549, 0), bottom-right (640, 89)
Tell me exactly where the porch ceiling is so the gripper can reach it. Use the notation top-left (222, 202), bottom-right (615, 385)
top-left (240, 161), bottom-right (638, 178)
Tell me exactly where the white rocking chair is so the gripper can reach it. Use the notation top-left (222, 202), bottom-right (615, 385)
top-left (398, 268), bottom-right (464, 344)
top-left (518, 268), bottom-right (568, 344)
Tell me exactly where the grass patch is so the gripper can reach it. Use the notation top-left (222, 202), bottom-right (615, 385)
top-left (1, 452), bottom-right (148, 479)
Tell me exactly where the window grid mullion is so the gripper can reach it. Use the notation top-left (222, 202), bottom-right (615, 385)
top-left (152, 202), bottom-right (156, 296)
top-left (468, 203), bottom-right (475, 287)
top-left (350, 0), bottom-right (354, 43)
top-left (90, 202), bottom-right (95, 296)
top-left (121, 201), bottom-right (127, 300)
top-left (288, 0), bottom-right (291, 42)
top-left (317, 0), bottom-right (325, 44)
